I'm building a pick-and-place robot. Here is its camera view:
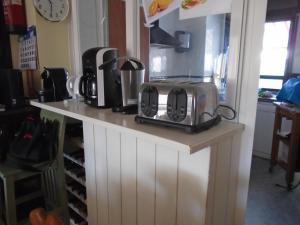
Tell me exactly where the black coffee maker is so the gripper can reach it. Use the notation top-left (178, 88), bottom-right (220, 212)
top-left (0, 69), bottom-right (25, 109)
top-left (80, 47), bottom-right (121, 108)
top-left (38, 67), bottom-right (69, 102)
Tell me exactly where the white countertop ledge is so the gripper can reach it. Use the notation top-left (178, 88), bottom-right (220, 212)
top-left (30, 100), bottom-right (244, 154)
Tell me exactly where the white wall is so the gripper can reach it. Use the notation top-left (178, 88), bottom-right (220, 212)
top-left (78, 0), bottom-right (101, 58)
top-left (150, 10), bottom-right (206, 78)
top-left (149, 10), bottom-right (226, 79)
top-left (205, 14), bottom-right (226, 76)
top-left (15, 0), bottom-right (73, 92)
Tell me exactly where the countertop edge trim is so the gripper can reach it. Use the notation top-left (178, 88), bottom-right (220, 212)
top-left (30, 101), bottom-right (190, 152)
top-left (30, 101), bottom-right (244, 154)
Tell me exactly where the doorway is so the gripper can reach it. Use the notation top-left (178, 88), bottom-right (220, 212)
top-left (246, 0), bottom-right (300, 224)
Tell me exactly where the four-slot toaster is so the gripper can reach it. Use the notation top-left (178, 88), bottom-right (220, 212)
top-left (135, 80), bottom-right (221, 133)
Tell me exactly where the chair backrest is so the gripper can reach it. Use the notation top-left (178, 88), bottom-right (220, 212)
top-left (39, 110), bottom-right (68, 222)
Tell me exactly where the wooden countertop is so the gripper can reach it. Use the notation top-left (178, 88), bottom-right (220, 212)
top-left (31, 100), bottom-right (244, 154)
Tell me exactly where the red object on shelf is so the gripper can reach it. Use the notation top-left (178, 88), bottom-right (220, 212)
top-left (2, 0), bottom-right (27, 34)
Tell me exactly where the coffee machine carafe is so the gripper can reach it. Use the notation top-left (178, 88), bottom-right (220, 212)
top-left (80, 47), bottom-right (120, 108)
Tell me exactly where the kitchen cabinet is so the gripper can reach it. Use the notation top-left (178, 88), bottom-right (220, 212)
top-left (31, 99), bottom-right (244, 225)
top-left (253, 101), bottom-right (292, 159)
top-left (253, 102), bottom-right (276, 159)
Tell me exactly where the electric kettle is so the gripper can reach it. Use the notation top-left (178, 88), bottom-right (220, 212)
top-left (66, 75), bottom-right (82, 99)
top-left (117, 58), bottom-right (145, 114)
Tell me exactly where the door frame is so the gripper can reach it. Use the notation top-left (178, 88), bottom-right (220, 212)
top-left (234, 0), bottom-right (268, 224)
top-left (125, 0), bottom-right (268, 225)
top-left (69, 0), bottom-right (108, 76)
top-left (69, 0), bottom-right (268, 224)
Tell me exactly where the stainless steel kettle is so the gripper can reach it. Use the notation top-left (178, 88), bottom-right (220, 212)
top-left (119, 58), bottom-right (145, 114)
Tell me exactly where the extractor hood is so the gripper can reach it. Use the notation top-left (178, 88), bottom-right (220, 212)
top-left (150, 21), bottom-right (179, 49)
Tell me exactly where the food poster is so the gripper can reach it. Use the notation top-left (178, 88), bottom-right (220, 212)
top-left (180, 0), bottom-right (232, 20)
top-left (143, 0), bottom-right (180, 25)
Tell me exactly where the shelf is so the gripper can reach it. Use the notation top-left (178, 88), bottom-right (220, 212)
top-left (68, 203), bottom-right (87, 222)
top-left (277, 131), bottom-right (291, 138)
top-left (278, 160), bottom-right (288, 170)
top-left (64, 153), bottom-right (85, 168)
top-left (70, 219), bottom-right (87, 225)
top-left (66, 186), bottom-right (86, 204)
top-left (69, 201), bottom-right (87, 225)
top-left (65, 169), bottom-right (86, 187)
top-left (276, 131), bottom-right (291, 146)
top-left (31, 99), bottom-right (244, 154)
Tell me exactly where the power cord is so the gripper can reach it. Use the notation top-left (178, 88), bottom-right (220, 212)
top-left (218, 104), bottom-right (237, 120)
top-left (201, 104), bottom-right (237, 121)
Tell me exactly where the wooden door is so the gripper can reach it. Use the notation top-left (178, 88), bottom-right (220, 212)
top-left (108, 1), bottom-right (150, 81)
top-left (140, 8), bottom-right (150, 81)
top-left (108, 0), bottom-right (126, 58)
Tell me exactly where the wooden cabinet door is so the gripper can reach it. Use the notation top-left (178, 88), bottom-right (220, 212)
top-left (140, 7), bottom-right (150, 81)
top-left (108, 0), bottom-right (126, 58)
top-left (108, 1), bottom-right (150, 81)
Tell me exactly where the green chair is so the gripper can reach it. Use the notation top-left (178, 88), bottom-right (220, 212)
top-left (0, 110), bottom-right (68, 225)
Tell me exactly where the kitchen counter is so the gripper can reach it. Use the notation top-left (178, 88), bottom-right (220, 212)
top-left (31, 99), bottom-right (244, 225)
top-left (31, 99), bottom-right (244, 154)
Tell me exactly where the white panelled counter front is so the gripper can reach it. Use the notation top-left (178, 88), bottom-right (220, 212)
top-left (31, 99), bottom-right (244, 225)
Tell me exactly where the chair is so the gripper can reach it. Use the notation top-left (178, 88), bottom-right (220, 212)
top-left (0, 110), bottom-right (68, 225)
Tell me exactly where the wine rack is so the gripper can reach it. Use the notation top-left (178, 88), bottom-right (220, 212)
top-left (63, 122), bottom-right (88, 225)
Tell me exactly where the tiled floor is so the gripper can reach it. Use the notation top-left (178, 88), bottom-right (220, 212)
top-left (246, 157), bottom-right (300, 225)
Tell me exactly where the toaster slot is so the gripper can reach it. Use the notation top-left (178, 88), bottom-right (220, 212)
top-left (141, 86), bottom-right (159, 117)
top-left (167, 88), bottom-right (187, 122)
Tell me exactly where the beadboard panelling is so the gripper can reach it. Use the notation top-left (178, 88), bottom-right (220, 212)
top-left (155, 145), bottom-right (178, 225)
top-left (107, 129), bottom-right (122, 225)
top-left (212, 138), bottom-right (233, 225)
top-left (91, 123), bottom-right (240, 225)
top-left (205, 144), bottom-right (218, 225)
top-left (226, 133), bottom-right (242, 225)
top-left (83, 122), bottom-right (98, 225)
top-left (121, 133), bottom-right (138, 225)
top-left (177, 148), bottom-right (211, 225)
top-left (94, 125), bottom-right (109, 225)
top-left (137, 139), bottom-right (156, 225)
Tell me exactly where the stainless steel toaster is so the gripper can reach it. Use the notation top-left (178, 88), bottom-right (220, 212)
top-left (135, 80), bottom-right (221, 133)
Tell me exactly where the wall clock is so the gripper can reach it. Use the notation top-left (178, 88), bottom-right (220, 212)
top-left (33, 0), bottom-right (70, 22)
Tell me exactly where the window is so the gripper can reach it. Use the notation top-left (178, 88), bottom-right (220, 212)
top-left (259, 20), bottom-right (291, 90)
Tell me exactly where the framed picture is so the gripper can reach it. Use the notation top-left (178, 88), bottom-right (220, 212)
top-left (142, 0), bottom-right (180, 25)
top-left (180, 0), bottom-right (232, 20)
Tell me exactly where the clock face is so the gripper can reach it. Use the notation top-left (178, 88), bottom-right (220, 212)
top-left (33, 0), bottom-right (69, 22)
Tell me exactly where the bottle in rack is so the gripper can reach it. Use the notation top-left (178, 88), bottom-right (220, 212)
top-left (63, 122), bottom-right (88, 225)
